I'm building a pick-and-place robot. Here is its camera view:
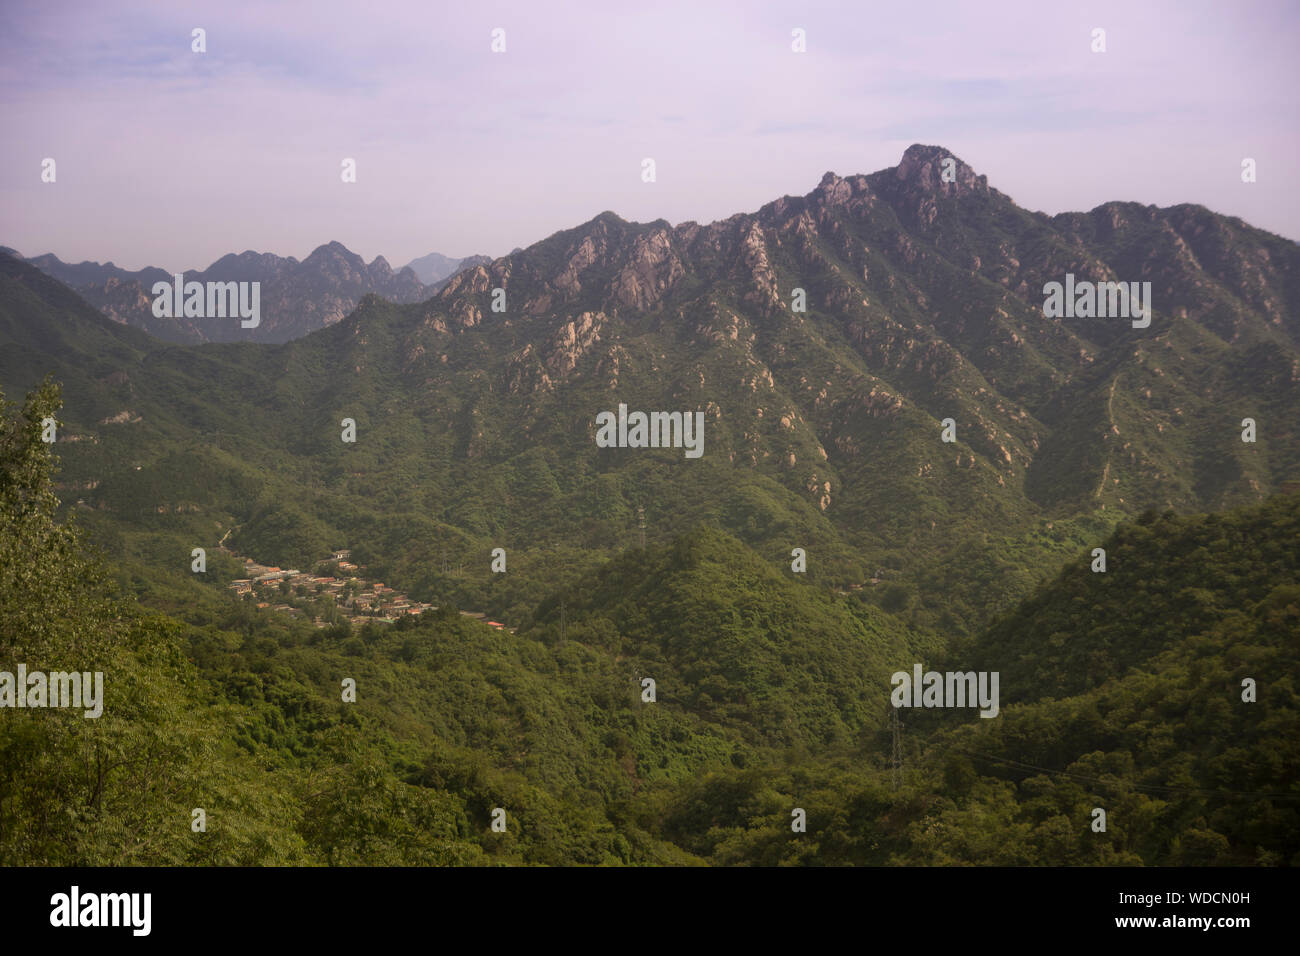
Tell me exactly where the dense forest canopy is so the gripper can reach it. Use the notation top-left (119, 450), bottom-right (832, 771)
top-left (3, 380), bottom-right (1296, 865)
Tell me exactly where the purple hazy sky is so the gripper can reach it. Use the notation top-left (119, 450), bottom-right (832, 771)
top-left (1, 0), bottom-right (1297, 273)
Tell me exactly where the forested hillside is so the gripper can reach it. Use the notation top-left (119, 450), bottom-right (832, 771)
top-left (4, 143), bottom-right (1297, 643)
top-left (3, 381), bottom-right (1295, 865)
top-left (2, 144), bottom-right (1298, 866)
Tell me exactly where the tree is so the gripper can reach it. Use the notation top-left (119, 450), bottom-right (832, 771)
top-left (0, 380), bottom-right (208, 864)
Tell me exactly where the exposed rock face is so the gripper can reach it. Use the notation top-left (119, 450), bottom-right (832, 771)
top-left (612, 229), bottom-right (684, 310)
top-left (737, 222), bottom-right (779, 308)
top-left (894, 143), bottom-right (986, 193)
top-left (99, 410), bottom-right (142, 424)
top-left (13, 143), bottom-right (1298, 522)
top-left (442, 264), bottom-right (495, 298)
top-left (384, 143), bottom-right (1298, 517)
top-left (546, 311), bottom-right (605, 376)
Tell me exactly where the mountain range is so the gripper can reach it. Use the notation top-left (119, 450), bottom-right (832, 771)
top-left (403, 251), bottom-right (495, 286)
top-left (1, 143), bottom-right (1297, 637)
top-left (2, 243), bottom-right (489, 344)
top-left (1, 142), bottom-right (1297, 866)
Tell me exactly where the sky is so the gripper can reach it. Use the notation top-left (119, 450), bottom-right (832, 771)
top-left (1, 0), bottom-right (1297, 273)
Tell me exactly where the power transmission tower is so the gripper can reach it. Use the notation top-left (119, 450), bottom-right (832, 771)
top-left (560, 599), bottom-right (566, 645)
top-left (891, 707), bottom-right (903, 792)
top-left (636, 505), bottom-right (646, 549)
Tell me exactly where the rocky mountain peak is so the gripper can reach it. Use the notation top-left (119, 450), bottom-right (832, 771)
top-left (894, 144), bottom-right (984, 193)
top-left (814, 170), bottom-right (855, 206)
top-left (306, 240), bottom-right (362, 264)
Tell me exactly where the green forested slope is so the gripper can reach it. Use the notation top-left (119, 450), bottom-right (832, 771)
top-left (3, 381), bottom-right (1296, 864)
top-left (3, 146), bottom-right (1295, 641)
top-left (3, 144), bottom-right (1298, 866)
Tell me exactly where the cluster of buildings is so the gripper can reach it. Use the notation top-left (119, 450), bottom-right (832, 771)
top-left (226, 548), bottom-right (438, 626)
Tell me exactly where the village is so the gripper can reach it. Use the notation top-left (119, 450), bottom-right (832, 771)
top-left (223, 548), bottom-right (513, 632)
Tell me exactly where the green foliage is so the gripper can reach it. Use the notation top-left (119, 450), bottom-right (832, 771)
top-left (5, 377), bottom-right (1299, 866)
top-left (3, 233), bottom-right (1299, 865)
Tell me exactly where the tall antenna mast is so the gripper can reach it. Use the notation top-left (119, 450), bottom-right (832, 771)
top-left (891, 708), bottom-right (903, 792)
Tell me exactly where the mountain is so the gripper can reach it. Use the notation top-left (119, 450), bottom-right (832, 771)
top-left (13, 250), bottom-right (170, 290)
top-left (11, 242), bottom-right (434, 344)
top-left (4, 372), bottom-right (1295, 864)
top-left (642, 493), bottom-right (1300, 866)
top-left (0, 143), bottom-right (1297, 643)
top-left (404, 252), bottom-right (493, 286)
top-left (2, 142), bottom-right (1298, 867)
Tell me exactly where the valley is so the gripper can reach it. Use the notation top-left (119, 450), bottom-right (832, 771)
top-left (2, 143), bottom-right (1297, 867)
top-left (224, 545), bottom-right (512, 631)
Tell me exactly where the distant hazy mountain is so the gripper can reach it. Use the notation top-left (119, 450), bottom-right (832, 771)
top-left (15, 251), bottom-right (170, 290)
top-left (10, 242), bottom-right (435, 344)
top-left (404, 251), bottom-right (493, 285)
